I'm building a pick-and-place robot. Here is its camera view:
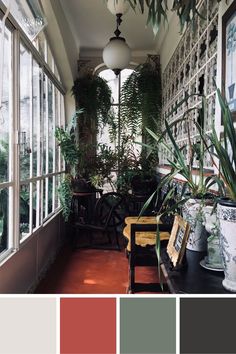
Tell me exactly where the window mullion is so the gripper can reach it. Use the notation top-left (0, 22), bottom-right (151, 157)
top-left (12, 29), bottom-right (20, 250)
top-left (52, 85), bottom-right (56, 212)
top-left (45, 75), bottom-right (49, 218)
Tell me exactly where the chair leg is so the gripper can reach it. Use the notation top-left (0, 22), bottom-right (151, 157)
top-left (128, 256), bottom-right (135, 293)
top-left (115, 230), bottom-right (120, 250)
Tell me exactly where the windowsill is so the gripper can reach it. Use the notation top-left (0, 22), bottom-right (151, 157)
top-left (0, 209), bottom-right (62, 267)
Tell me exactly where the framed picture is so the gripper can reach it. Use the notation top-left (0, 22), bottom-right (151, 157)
top-left (166, 215), bottom-right (190, 267)
top-left (222, 0), bottom-right (236, 121)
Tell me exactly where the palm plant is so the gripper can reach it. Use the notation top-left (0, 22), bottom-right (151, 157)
top-left (208, 88), bottom-right (236, 201)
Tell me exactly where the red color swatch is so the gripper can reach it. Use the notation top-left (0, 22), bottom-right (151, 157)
top-left (60, 298), bottom-right (116, 354)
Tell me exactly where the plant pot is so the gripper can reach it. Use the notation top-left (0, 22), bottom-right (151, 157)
top-left (183, 198), bottom-right (210, 252)
top-left (218, 198), bottom-right (236, 292)
top-left (72, 177), bottom-right (95, 193)
top-left (203, 206), bottom-right (223, 270)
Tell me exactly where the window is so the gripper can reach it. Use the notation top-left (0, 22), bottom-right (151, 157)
top-left (0, 16), bottom-right (13, 256)
top-left (98, 68), bottom-right (134, 149)
top-left (0, 4), bottom-right (65, 256)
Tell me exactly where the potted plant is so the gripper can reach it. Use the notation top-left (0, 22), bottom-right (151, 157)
top-left (207, 88), bottom-right (236, 291)
top-left (145, 95), bottom-right (224, 251)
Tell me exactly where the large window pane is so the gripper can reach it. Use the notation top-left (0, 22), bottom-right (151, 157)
top-left (48, 79), bottom-right (54, 174)
top-left (0, 25), bottom-right (12, 183)
top-left (32, 60), bottom-right (40, 176)
top-left (20, 43), bottom-right (31, 181)
top-left (20, 184), bottom-right (30, 239)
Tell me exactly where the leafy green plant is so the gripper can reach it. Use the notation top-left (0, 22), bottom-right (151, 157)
top-left (207, 89), bottom-right (236, 201)
top-left (72, 72), bottom-right (113, 129)
top-left (126, 0), bottom-right (222, 34)
top-left (120, 61), bottom-right (162, 142)
top-left (58, 175), bottom-right (73, 221)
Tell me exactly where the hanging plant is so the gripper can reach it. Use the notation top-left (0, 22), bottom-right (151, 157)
top-left (120, 60), bottom-right (162, 142)
top-left (72, 72), bottom-right (113, 128)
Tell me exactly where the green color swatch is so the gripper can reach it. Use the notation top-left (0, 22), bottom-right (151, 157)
top-left (120, 298), bottom-right (176, 354)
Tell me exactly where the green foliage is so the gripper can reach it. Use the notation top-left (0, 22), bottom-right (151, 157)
top-left (72, 73), bottom-right (113, 128)
top-left (120, 62), bottom-right (162, 142)
top-left (58, 175), bottom-right (73, 222)
top-left (55, 111), bottom-right (81, 176)
top-left (208, 89), bottom-right (236, 201)
top-left (126, 0), bottom-right (222, 34)
top-left (0, 140), bottom-right (8, 181)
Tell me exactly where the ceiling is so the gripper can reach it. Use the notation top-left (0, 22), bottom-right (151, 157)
top-left (59, 0), bottom-right (158, 57)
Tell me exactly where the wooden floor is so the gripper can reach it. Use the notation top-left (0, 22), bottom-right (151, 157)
top-left (35, 244), bottom-right (162, 294)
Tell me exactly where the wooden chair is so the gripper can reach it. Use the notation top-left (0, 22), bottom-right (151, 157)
top-left (72, 192), bottom-right (127, 249)
top-left (123, 216), bottom-right (172, 293)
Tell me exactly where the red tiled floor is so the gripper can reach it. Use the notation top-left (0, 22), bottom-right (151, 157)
top-left (35, 245), bottom-right (162, 294)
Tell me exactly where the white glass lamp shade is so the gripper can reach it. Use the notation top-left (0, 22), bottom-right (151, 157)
top-left (103, 37), bottom-right (131, 75)
top-left (107, 0), bottom-right (130, 15)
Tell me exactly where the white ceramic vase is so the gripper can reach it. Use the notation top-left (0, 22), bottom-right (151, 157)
top-left (203, 206), bottom-right (223, 269)
top-left (218, 199), bottom-right (236, 292)
top-left (183, 198), bottom-right (208, 252)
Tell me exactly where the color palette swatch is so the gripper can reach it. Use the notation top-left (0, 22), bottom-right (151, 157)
top-left (0, 298), bottom-right (56, 354)
top-left (60, 298), bottom-right (116, 354)
top-left (120, 298), bottom-right (176, 354)
top-left (0, 297), bottom-right (235, 354)
top-left (180, 298), bottom-right (236, 354)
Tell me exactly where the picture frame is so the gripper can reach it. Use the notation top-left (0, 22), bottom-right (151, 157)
top-left (166, 215), bottom-right (190, 267)
top-left (222, 0), bottom-right (236, 121)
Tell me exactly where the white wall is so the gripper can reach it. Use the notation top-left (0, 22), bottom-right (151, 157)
top-left (0, 213), bottom-right (65, 293)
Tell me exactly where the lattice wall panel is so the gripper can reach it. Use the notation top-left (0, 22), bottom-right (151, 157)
top-left (161, 0), bottom-right (219, 169)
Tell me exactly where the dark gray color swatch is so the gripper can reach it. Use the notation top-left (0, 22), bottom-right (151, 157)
top-left (120, 298), bottom-right (176, 354)
top-left (180, 298), bottom-right (236, 353)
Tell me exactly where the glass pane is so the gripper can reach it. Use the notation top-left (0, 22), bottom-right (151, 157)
top-left (0, 188), bottom-right (9, 254)
top-left (20, 184), bottom-right (30, 239)
top-left (48, 176), bottom-right (53, 215)
top-left (47, 45), bottom-right (54, 72)
top-left (55, 175), bottom-right (59, 209)
top-left (38, 32), bottom-right (46, 60)
top-left (99, 69), bottom-right (119, 104)
top-left (43, 178), bottom-right (46, 219)
top-left (120, 69), bottom-right (134, 87)
top-left (43, 74), bottom-right (47, 175)
top-left (32, 182), bottom-right (37, 230)
top-left (32, 60), bottom-right (40, 176)
top-left (20, 43), bottom-right (31, 181)
top-left (48, 80), bottom-right (54, 173)
top-left (0, 25), bottom-right (12, 183)
top-left (2, 0), bottom-right (46, 40)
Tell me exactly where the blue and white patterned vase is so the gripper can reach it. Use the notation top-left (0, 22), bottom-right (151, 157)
top-left (183, 198), bottom-right (208, 252)
top-left (218, 199), bottom-right (236, 292)
top-left (203, 206), bottom-right (223, 270)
